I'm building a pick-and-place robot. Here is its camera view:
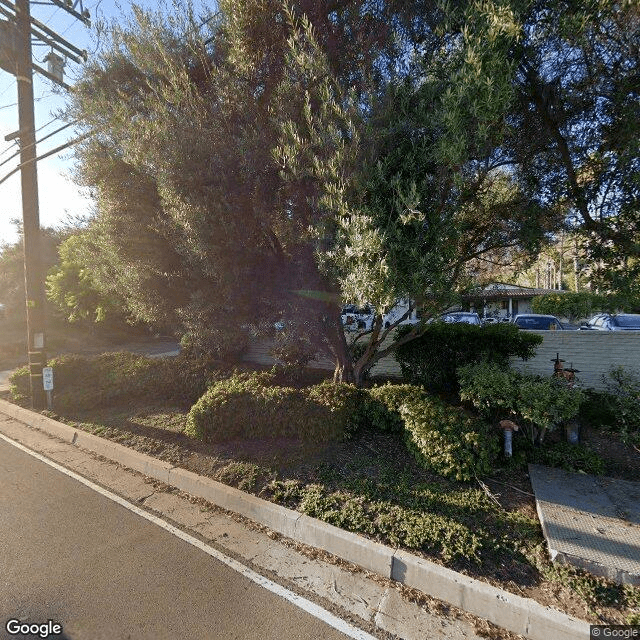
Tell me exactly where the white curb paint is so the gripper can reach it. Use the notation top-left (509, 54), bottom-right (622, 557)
top-left (0, 432), bottom-right (378, 640)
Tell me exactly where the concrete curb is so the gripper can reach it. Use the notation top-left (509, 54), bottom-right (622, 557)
top-left (0, 399), bottom-right (590, 640)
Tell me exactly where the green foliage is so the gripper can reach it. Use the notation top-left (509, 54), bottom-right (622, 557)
top-left (395, 322), bottom-right (541, 392)
top-left (531, 292), bottom-right (639, 321)
top-left (185, 375), bottom-right (365, 444)
top-left (0, 226), bottom-right (71, 323)
top-left (602, 366), bottom-right (640, 447)
top-left (458, 362), bottom-right (583, 440)
top-left (578, 389), bottom-right (619, 429)
top-left (46, 234), bottom-right (127, 326)
top-left (305, 380), bottom-right (369, 436)
top-left (457, 362), bottom-right (519, 421)
top-left (525, 442), bottom-right (606, 476)
top-left (9, 352), bottom-right (232, 412)
top-left (364, 383), bottom-right (427, 433)
top-left (400, 395), bottom-right (499, 482)
top-left (535, 562), bottom-right (640, 618)
top-left (266, 480), bottom-right (484, 562)
top-left (517, 376), bottom-right (584, 437)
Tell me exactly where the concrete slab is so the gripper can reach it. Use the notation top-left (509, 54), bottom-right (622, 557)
top-left (529, 464), bottom-right (640, 585)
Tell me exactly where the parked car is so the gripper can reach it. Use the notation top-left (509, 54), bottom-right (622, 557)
top-left (579, 313), bottom-right (640, 331)
top-left (512, 314), bottom-right (564, 330)
top-left (439, 311), bottom-right (482, 325)
top-left (341, 304), bottom-right (375, 331)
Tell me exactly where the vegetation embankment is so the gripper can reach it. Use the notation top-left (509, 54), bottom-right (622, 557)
top-left (6, 337), bottom-right (640, 626)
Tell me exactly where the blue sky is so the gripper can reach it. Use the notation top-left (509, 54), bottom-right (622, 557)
top-left (0, 0), bottom-right (212, 246)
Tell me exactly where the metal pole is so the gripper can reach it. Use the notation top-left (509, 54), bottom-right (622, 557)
top-left (16, 0), bottom-right (47, 410)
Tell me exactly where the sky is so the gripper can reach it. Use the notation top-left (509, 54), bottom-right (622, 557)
top-left (0, 0), bottom-right (212, 247)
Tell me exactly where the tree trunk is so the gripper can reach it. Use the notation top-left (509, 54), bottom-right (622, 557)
top-left (332, 317), bottom-right (355, 383)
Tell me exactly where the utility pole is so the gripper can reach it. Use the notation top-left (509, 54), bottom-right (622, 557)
top-left (15, 0), bottom-right (46, 409)
top-left (1, 0), bottom-right (89, 409)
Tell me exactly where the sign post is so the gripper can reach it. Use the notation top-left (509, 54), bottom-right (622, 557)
top-left (42, 366), bottom-right (53, 411)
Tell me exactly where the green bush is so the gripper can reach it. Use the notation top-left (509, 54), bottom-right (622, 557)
top-left (527, 442), bottom-right (606, 475)
top-left (400, 394), bottom-right (499, 481)
top-left (305, 380), bottom-right (368, 436)
top-left (394, 322), bottom-right (541, 392)
top-left (578, 389), bottom-right (618, 429)
top-left (457, 362), bottom-right (518, 421)
top-left (458, 362), bottom-right (583, 442)
top-left (9, 351), bottom-right (233, 412)
top-left (185, 374), bottom-right (365, 444)
top-left (603, 366), bottom-right (640, 447)
top-left (364, 383), bottom-right (429, 433)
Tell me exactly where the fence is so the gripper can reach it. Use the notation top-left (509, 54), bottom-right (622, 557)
top-left (243, 331), bottom-right (640, 390)
top-left (509, 331), bottom-right (640, 391)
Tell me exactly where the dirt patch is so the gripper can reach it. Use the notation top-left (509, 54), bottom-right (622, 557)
top-left (582, 425), bottom-right (640, 481)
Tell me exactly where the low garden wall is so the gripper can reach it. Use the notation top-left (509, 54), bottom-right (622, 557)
top-left (509, 331), bottom-right (640, 391)
top-left (243, 331), bottom-right (640, 391)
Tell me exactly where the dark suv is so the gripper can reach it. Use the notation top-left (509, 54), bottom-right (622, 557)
top-left (512, 314), bottom-right (564, 330)
top-left (579, 313), bottom-right (640, 331)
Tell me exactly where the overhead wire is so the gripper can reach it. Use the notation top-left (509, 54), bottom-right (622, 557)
top-left (0, 130), bottom-right (92, 187)
top-left (0, 120), bottom-right (77, 169)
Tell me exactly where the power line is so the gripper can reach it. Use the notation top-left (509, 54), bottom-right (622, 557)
top-left (0, 80), bottom-right (15, 98)
top-left (0, 120), bottom-right (77, 169)
top-left (0, 130), bottom-right (91, 187)
top-left (36, 115), bottom-right (62, 133)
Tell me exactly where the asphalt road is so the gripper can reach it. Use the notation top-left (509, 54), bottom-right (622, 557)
top-left (0, 438), bottom-right (351, 640)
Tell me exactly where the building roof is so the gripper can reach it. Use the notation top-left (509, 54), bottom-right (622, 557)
top-left (463, 284), bottom-right (567, 300)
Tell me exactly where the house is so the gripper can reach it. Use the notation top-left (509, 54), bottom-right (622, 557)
top-left (462, 282), bottom-right (565, 320)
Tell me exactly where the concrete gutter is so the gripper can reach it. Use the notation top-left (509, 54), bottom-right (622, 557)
top-left (0, 398), bottom-right (590, 640)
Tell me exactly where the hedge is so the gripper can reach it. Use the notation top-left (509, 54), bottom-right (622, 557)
top-left (394, 322), bottom-right (541, 392)
top-left (185, 375), bottom-right (369, 443)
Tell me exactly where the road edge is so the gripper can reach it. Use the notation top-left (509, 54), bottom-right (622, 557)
top-left (0, 398), bottom-right (590, 640)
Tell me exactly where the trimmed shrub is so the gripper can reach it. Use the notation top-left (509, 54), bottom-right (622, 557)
top-left (394, 322), bottom-right (541, 392)
top-left (305, 380), bottom-right (368, 437)
top-left (400, 394), bottom-right (499, 481)
top-left (185, 375), bottom-right (365, 444)
top-left (458, 362), bottom-right (584, 442)
top-left (364, 383), bottom-right (429, 433)
top-left (457, 362), bottom-right (518, 421)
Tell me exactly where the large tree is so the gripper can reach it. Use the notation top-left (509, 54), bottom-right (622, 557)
top-left (68, 0), bottom-right (636, 384)
top-left (67, 0), bottom-right (446, 369)
top-left (504, 0), bottom-right (640, 294)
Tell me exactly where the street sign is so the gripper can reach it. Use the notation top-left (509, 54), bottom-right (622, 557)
top-left (42, 367), bottom-right (54, 391)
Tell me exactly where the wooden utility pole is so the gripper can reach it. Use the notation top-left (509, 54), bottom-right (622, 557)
top-left (16, 0), bottom-right (46, 409)
top-left (1, 0), bottom-right (90, 409)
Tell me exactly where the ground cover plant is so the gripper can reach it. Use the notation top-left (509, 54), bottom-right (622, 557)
top-left (6, 353), bottom-right (640, 625)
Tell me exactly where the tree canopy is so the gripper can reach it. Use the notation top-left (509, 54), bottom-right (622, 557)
top-left (64, 0), bottom-right (639, 383)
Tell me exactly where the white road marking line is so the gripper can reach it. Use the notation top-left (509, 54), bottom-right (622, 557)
top-left (0, 432), bottom-right (378, 640)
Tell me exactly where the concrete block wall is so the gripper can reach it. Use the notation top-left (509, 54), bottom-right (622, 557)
top-left (243, 332), bottom-right (640, 391)
top-left (242, 336), bottom-right (402, 378)
top-left (509, 331), bottom-right (640, 391)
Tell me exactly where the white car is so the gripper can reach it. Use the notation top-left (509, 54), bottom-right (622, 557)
top-left (439, 312), bottom-right (482, 325)
top-left (341, 304), bottom-right (375, 331)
